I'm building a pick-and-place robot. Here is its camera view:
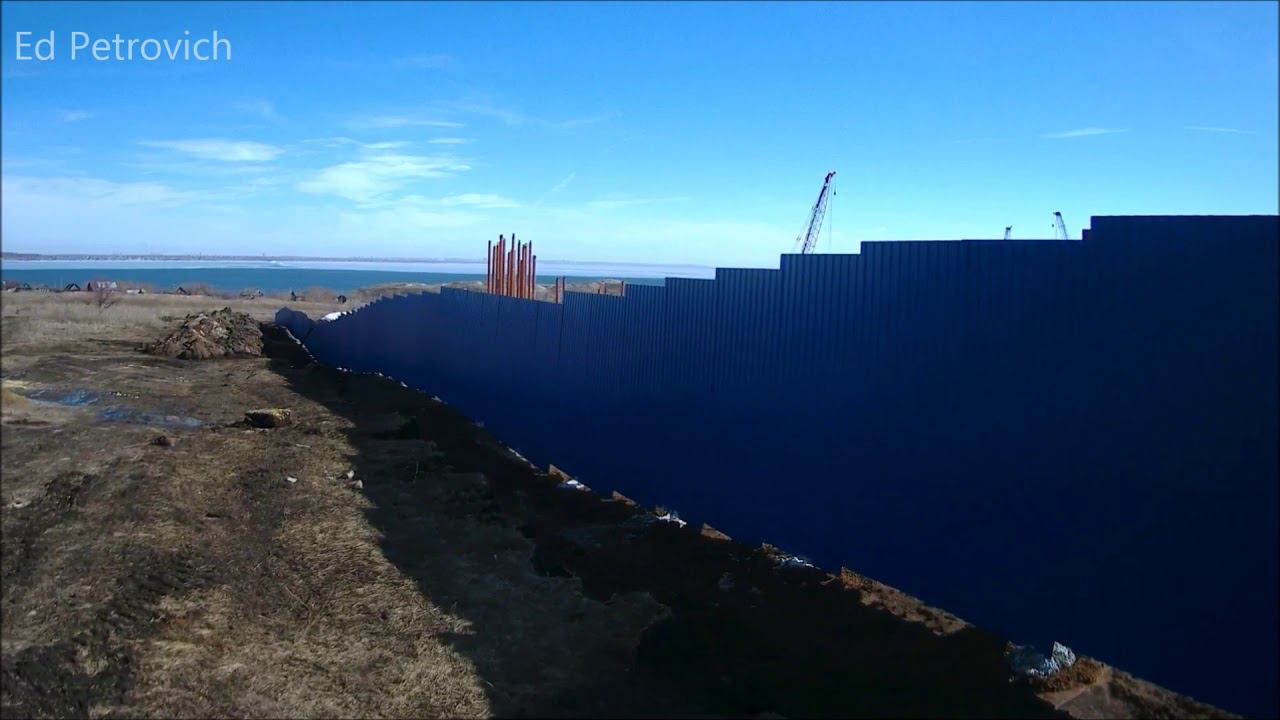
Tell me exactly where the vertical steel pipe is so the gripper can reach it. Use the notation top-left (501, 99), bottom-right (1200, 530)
top-left (496, 236), bottom-right (505, 296)
top-left (516, 241), bottom-right (524, 299)
top-left (508, 237), bottom-right (515, 297)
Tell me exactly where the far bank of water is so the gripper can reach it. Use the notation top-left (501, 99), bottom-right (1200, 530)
top-left (0, 264), bottom-right (702, 294)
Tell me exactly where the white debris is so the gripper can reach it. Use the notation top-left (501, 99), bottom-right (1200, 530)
top-left (656, 511), bottom-right (687, 528)
top-left (286, 476), bottom-right (298, 484)
top-left (1007, 641), bottom-right (1077, 678)
top-left (322, 312), bottom-right (343, 321)
top-left (775, 554), bottom-right (815, 569)
top-left (557, 478), bottom-right (589, 492)
top-left (345, 470), bottom-right (355, 479)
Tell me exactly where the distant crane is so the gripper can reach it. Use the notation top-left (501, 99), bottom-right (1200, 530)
top-left (1003, 226), bottom-right (1012, 241)
top-left (1052, 212), bottom-right (1070, 240)
top-left (795, 171), bottom-right (836, 254)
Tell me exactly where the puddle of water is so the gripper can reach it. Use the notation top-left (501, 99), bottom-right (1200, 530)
top-left (27, 388), bottom-right (103, 406)
top-left (99, 406), bottom-right (204, 428)
top-left (16, 385), bottom-right (203, 428)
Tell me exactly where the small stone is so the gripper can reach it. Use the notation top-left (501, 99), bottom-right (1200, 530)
top-left (345, 469), bottom-right (355, 479)
top-left (246, 408), bottom-right (292, 428)
top-left (152, 435), bottom-right (177, 447)
top-left (286, 476), bottom-right (298, 484)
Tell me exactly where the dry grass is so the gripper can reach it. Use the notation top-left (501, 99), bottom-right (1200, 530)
top-left (0, 292), bottom-right (342, 352)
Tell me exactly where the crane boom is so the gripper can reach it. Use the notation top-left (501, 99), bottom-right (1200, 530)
top-left (1053, 211), bottom-right (1069, 240)
top-left (795, 171), bottom-right (836, 254)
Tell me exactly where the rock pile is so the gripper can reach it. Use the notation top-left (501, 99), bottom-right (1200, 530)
top-left (145, 308), bottom-right (263, 360)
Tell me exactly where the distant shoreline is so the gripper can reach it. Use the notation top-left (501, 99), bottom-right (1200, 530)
top-left (0, 252), bottom-right (712, 270)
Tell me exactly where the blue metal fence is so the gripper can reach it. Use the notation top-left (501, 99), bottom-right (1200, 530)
top-left (278, 215), bottom-right (1278, 717)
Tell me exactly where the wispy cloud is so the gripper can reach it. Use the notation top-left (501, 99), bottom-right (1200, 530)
top-left (1185, 125), bottom-right (1253, 135)
top-left (393, 54), bottom-right (455, 69)
top-left (534, 171), bottom-right (576, 207)
top-left (303, 137), bottom-right (411, 150)
top-left (2, 174), bottom-right (193, 210)
top-left (297, 153), bottom-right (470, 203)
top-left (442, 99), bottom-right (614, 131)
top-left (60, 110), bottom-right (94, 123)
top-left (552, 112), bottom-right (617, 130)
top-left (348, 115), bottom-right (464, 130)
top-left (440, 193), bottom-right (520, 209)
top-left (1043, 127), bottom-right (1129, 139)
top-left (428, 137), bottom-right (474, 145)
top-left (235, 99), bottom-right (283, 123)
top-left (445, 100), bottom-right (525, 126)
top-left (138, 139), bottom-right (283, 162)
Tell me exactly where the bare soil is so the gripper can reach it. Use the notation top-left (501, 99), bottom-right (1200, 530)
top-left (0, 294), bottom-right (1233, 718)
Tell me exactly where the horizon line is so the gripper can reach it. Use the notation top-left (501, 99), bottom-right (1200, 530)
top-left (0, 251), bottom-right (717, 269)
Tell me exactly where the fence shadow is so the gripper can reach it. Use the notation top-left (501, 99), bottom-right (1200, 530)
top-left (262, 323), bottom-right (1061, 718)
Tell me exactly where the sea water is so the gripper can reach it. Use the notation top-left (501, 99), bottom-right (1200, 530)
top-left (0, 259), bottom-right (715, 293)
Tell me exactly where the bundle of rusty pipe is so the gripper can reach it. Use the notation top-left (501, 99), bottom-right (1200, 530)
top-left (486, 234), bottom-right (539, 299)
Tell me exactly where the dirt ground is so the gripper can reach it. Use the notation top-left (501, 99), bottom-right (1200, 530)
top-left (0, 292), bottom-right (1234, 718)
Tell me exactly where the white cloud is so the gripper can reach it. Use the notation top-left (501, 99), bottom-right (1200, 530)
top-left (348, 115), bottom-right (464, 129)
top-left (428, 137), bottom-right (474, 145)
top-left (1042, 127), bottom-right (1129, 139)
top-left (296, 153), bottom-right (470, 202)
top-left (235, 99), bottom-right (283, 123)
top-left (303, 137), bottom-right (411, 150)
top-left (445, 100), bottom-right (524, 126)
top-left (1185, 125), bottom-right (1252, 134)
top-left (2, 174), bottom-right (191, 208)
top-left (440, 193), bottom-right (520, 209)
top-left (552, 112), bottom-right (617, 130)
top-left (60, 110), bottom-right (94, 122)
top-left (138, 138), bottom-right (283, 162)
top-left (1, 174), bottom-right (197, 252)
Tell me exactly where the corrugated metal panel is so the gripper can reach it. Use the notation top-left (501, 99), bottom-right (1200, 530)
top-left (283, 216), bottom-right (1279, 717)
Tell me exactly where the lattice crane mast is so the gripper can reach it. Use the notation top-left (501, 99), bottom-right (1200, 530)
top-left (1004, 226), bottom-right (1012, 241)
top-left (795, 171), bottom-right (836, 254)
top-left (1053, 212), bottom-right (1069, 240)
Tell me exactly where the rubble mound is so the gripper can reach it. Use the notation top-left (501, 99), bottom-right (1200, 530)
top-left (145, 308), bottom-right (263, 360)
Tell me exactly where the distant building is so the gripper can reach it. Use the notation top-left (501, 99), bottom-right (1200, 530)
top-left (175, 286), bottom-right (191, 295)
top-left (63, 282), bottom-right (81, 292)
top-left (85, 281), bottom-right (118, 292)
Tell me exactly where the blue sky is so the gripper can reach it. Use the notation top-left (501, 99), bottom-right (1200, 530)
top-left (2, 1), bottom-right (1276, 266)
